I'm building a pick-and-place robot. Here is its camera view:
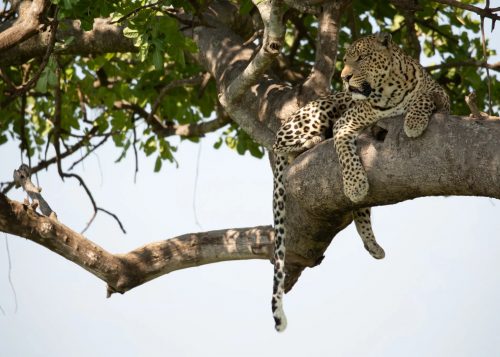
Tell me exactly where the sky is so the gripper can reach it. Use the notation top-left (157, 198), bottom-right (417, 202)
top-left (1, 10), bottom-right (500, 357)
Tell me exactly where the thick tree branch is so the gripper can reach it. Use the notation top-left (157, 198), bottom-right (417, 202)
top-left (301, 0), bottom-right (348, 103)
top-left (0, 18), bottom-right (136, 66)
top-left (282, 114), bottom-right (500, 290)
top-left (0, 192), bottom-right (275, 294)
top-left (283, 0), bottom-right (322, 15)
top-left (191, 2), bottom-right (293, 149)
top-left (0, 0), bottom-right (47, 52)
top-left (222, 0), bottom-right (286, 105)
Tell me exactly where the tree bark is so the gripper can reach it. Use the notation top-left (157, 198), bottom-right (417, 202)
top-left (0, 18), bottom-right (136, 66)
top-left (0, 192), bottom-right (275, 294)
top-left (283, 114), bottom-right (500, 290)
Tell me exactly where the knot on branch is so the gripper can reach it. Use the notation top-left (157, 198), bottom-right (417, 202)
top-left (13, 164), bottom-right (57, 220)
top-left (265, 37), bottom-right (283, 53)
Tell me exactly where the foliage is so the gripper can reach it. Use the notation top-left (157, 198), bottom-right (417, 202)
top-left (0, 0), bottom-right (498, 172)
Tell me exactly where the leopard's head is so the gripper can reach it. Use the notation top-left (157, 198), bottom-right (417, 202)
top-left (341, 33), bottom-right (393, 101)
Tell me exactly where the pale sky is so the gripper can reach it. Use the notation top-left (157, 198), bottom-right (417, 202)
top-left (1, 13), bottom-right (500, 357)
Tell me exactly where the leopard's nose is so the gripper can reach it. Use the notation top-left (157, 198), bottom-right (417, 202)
top-left (342, 74), bottom-right (353, 82)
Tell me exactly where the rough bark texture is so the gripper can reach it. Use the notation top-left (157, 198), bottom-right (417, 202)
top-left (283, 114), bottom-right (500, 289)
top-left (0, 18), bottom-right (136, 66)
top-left (0, 192), bottom-right (275, 294)
top-left (0, 0), bottom-right (47, 53)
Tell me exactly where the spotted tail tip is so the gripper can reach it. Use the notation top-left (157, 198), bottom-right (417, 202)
top-left (274, 309), bottom-right (288, 332)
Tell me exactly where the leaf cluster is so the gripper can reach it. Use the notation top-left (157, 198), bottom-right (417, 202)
top-left (0, 0), bottom-right (498, 175)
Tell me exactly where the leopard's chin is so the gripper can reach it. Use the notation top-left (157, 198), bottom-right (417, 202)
top-left (351, 92), bottom-right (369, 101)
top-left (348, 81), bottom-right (372, 99)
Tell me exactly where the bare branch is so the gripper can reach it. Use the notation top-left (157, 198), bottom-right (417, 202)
top-left (432, 0), bottom-right (500, 22)
top-left (68, 135), bottom-right (111, 171)
top-left (0, 192), bottom-right (274, 294)
top-left (1, 127), bottom-right (99, 195)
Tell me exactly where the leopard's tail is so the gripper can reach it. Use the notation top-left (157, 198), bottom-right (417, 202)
top-left (272, 153), bottom-right (288, 332)
top-left (353, 207), bottom-right (385, 259)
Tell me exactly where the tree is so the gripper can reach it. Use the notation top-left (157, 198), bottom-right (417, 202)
top-left (0, 0), bottom-right (499, 329)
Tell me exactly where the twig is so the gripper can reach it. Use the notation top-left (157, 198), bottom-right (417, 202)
top-left (132, 116), bottom-right (139, 183)
top-left (60, 171), bottom-right (126, 234)
top-left (111, 1), bottom-right (161, 24)
top-left (431, 0), bottom-right (500, 22)
top-left (68, 135), bottom-right (111, 171)
top-left (1, 127), bottom-right (99, 195)
top-left (425, 60), bottom-right (500, 72)
top-left (147, 75), bottom-right (205, 126)
top-left (243, 29), bottom-right (264, 46)
top-left (114, 100), bottom-right (231, 138)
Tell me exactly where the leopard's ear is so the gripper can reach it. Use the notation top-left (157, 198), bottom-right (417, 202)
top-left (376, 32), bottom-right (392, 47)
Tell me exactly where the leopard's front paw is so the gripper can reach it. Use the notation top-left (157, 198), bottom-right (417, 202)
top-left (404, 117), bottom-right (428, 138)
top-left (343, 175), bottom-right (369, 203)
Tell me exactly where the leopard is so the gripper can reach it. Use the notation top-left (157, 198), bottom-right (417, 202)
top-left (271, 32), bottom-right (450, 332)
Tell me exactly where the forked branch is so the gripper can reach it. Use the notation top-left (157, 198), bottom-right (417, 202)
top-left (0, 192), bottom-right (275, 295)
top-left (221, 0), bottom-right (286, 105)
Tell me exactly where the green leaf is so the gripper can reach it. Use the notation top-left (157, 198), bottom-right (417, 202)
top-left (35, 71), bottom-right (49, 93)
top-left (154, 156), bottom-right (162, 172)
top-left (240, 0), bottom-right (254, 14)
top-left (213, 138), bottom-right (223, 149)
top-left (152, 48), bottom-right (163, 71)
top-left (123, 27), bottom-right (140, 39)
